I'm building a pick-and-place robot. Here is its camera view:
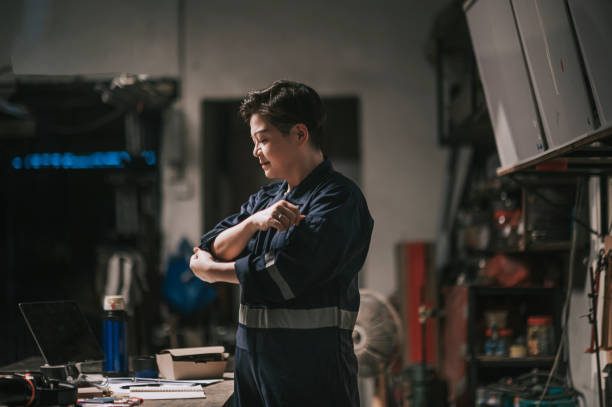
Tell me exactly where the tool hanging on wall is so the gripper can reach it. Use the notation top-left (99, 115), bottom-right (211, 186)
top-left (600, 237), bottom-right (612, 350)
top-left (584, 248), bottom-right (607, 407)
top-left (585, 249), bottom-right (606, 353)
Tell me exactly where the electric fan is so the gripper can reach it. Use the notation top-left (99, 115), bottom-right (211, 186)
top-left (353, 289), bottom-right (403, 377)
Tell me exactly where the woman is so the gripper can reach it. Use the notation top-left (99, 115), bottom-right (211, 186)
top-left (190, 80), bottom-right (373, 407)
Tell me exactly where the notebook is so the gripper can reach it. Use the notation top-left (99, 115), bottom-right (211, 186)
top-left (128, 385), bottom-right (206, 400)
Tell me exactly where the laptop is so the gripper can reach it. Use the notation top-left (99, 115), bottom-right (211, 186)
top-left (19, 301), bottom-right (105, 366)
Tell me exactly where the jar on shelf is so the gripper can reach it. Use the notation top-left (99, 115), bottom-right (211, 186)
top-left (527, 315), bottom-right (553, 356)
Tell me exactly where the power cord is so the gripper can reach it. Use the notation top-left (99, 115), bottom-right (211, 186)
top-left (535, 176), bottom-right (584, 406)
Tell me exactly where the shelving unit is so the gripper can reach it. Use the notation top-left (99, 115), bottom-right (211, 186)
top-left (466, 286), bottom-right (561, 402)
top-left (429, 2), bottom-right (600, 406)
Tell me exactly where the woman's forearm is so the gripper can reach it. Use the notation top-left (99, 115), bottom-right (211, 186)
top-left (203, 260), bottom-right (239, 284)
top-left (190, 250), bottom-right (239, 284)
top-left (211, 261), bottom-right (239, 284)
top-left (212, 216), bottom-right (259, 260)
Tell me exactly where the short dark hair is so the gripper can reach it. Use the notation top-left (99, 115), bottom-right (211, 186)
top-left (240, 80), bottom-right (326, 150)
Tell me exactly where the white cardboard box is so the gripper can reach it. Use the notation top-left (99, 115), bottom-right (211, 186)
top-left (156, 346), bottom-right (228, 380)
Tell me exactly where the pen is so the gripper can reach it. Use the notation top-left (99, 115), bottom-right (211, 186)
top-left (77, 396), bottom-right (143, 406)
top-left (77, 397), bottom-right (116, 403)
top-left (119, 383), bottom-right (161, 389)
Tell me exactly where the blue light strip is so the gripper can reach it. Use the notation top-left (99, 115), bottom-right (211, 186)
top-left (11, 151), bottom-right (156, 170)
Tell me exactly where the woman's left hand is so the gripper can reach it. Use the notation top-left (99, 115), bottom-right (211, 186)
top-left (190, 247), bottom-right (216, 283)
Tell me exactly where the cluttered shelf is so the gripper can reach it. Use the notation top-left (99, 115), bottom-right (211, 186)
top-left (465, 284), bottom-right (562, 401)
top-left (473, 355), bottom-right (555, 368)
top-left (431, 0), bottom-right (609, 404)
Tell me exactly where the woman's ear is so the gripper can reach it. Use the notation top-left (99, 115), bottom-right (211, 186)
top-left (293, 123), bottom-right (310, 146)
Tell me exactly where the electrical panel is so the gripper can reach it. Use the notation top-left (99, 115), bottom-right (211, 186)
top-left (567, 0), bottom-right (612, 128)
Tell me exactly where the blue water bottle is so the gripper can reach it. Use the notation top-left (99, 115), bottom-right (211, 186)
top-left (102, 295), bottom-right (128, 375)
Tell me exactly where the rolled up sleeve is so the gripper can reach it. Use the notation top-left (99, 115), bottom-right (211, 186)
top-left (235, 186), bottom-right (371, 303)
top-left (199, 194), bottom-right (256, 253)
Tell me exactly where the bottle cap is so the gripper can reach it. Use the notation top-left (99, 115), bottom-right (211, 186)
top-left (103, 295), bottom-right (126, 311)
top-left (527, 315), bottom-right (552, 325)
top-left (486, 328), bottom-right (513, 337)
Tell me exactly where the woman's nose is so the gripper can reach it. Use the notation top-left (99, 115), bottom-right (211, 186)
top-left (252, 142), bottom-right (260, 158)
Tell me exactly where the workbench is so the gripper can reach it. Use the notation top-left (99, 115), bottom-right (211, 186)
top-left (0, 357), bottom-right (234, 407)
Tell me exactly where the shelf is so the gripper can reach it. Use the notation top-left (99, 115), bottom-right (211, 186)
top-left (466, 241), bottom-right (571, 256)
top-left (474, 355), bottom-right (555, 367)
top-left (522, 241), bottom-right (571, 252)
top-left (497, 126), bottom-right (612, 176)
top-left (470, 286), bottom-right (557, 297)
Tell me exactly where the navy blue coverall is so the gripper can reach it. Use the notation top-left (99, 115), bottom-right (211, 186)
top-left (200, 159), bottom-right (374, 407)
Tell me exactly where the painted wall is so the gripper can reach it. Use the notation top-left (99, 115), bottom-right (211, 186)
top-left (2, 0), bottom-right (448, 297)
top-left (7, 0), bottom-right (179, 77)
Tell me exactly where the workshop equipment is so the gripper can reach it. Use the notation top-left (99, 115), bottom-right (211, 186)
top-left (480, 370), bottom-right (578, 407)
top-left (0, 373), bottom-right (77, 406)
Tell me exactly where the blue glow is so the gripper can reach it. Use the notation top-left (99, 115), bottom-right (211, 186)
top-left (62, 153), bottom-right (74, 169)
top-left (12, 157), bottom-right (22, 169)
top-left (121, 151), bottom-right (131, 164)
top-left (142, 151), bottom-right (156, 165)
top-left (10, 151), bottom-right (157, 170)
top-left (31, 154), bottom-right (41, 169)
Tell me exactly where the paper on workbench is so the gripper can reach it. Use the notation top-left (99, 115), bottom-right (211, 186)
top-left (107, 381), bottom-right (207, 398)
top-left (106, 377), bottom-right (222, 385)
top-left (129, 385), bottom-right (206, 400)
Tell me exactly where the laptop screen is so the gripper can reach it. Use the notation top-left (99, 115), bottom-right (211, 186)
top-left (19, 301), bottom-right (105, 366)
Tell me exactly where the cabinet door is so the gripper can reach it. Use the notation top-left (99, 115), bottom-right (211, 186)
top-left (567, 0), bottom-right (612, 128)
top-left (512, 0), bottom-right (595, 148)
top-left (465, 0), bottom-right (546, 168)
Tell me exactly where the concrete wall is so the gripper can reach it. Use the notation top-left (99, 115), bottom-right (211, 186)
top-left (2, 0), bottom-right (449, 297)
top-left (7, 0), bottom-right (179, 76)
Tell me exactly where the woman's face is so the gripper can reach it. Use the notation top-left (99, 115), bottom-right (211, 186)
top-left (250, 114), bottom-right (298, 180)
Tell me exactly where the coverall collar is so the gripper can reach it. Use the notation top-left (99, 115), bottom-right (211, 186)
top-left (283, 158), bottom-right (333, 203)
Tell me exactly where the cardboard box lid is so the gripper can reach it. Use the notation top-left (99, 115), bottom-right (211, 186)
top-left (159, 346), bottom-right (225, 357)
top-left (158, 347), bottom-right (228, 363)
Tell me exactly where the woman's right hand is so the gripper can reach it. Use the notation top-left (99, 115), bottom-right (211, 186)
top-left (249, 200), bottom-right (305, 232)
